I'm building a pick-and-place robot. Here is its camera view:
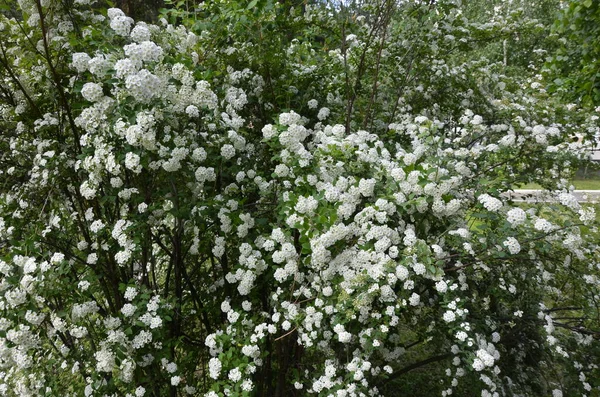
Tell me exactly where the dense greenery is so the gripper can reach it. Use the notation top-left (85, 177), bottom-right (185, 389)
top-left (545, 0), bottom-right (600, 106)
top-left (0, 0), bottom-right (598, 396)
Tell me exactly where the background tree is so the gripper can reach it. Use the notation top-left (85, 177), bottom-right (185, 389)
top-left (544, 0), bottom-right (600, 106)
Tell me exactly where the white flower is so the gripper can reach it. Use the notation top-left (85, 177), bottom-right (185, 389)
top-left (279, 111), bottom-right (302, 126)
top-left (220, 300), bottom-right (231, 313)
top-left (295, 195), bottom-right (318, 216)
top-left (221, 144), bottom-right (236, 160)
top-left (470, 115), bottom-right (483, 125)
top-left (403, 153), bottom-right (417, 166)
top-left (125, 152), bottom-right (142, 173)
top-left (241, 345), bottom-right (260, 358)
top-left (506, 208), bottom-right (526, 226)
top-left (443, 310), bottom-right (456, 322)
top-left (88, 55), bottom-right (111, 76)
top-left (150, 316), bottom-right (162, 329)
top-left (195, 167), bottom-right (216, 183)
top-left (132, 330), bottom-right (152, 349)
top-left (476, 348), bottom-right (496, 367)
top-left (78, 280), bottom-right (91, 291)
top-left (274, 164), bottom-right (289, 177)
top-left (115, 250), bottom-right (132, 265)
top-left (121, 303), bottom-right (136, 317)
top-left (72, 52), bottom-right (91, 73)
top-left (317, 107), bottom-right (330, 120)
top-left (478, 194), bottom-right (503, 212)
top-left (558, 193), bottom-right (580, 210)
top-left (358, 178), bottom-right (376, 197)
top-left (396, 265), bottom-right (409, 280)
top-left (578, 207), bottom-right (596, 225)
top-left (472, 358), bottom-right (485, 371)
top-left (534, 218), bottom-right (553, 232)
top-left (115, 58), bottom-right (139, 79)
top-left (409, 293), bottom-right (420, 306)
top-left (435, 280), bottom-right (448, 293)
top-left (185, 105), bottom-right (200, 118)
top-left (80, 181), bottom-right (97, 200)
top-left (125, 69), bottom-right (161, 103)
top-left (241, 380), bottom-right (253, 392)
top-left (95, 349), bottom-right (115, 372)
top-left (130, 24), bottom-right (151, 42)
top-left (124, 287), bottom-right (138, 301)
top-left (228, 368), bottom-right (242, 382)
top-left (107, 8), bottom-right (125, 19)
top-left (166, 362), bottom-right (178, 373)
top-left (503, 237), bottom-right (521, 255)
top-left (338, 331), bottom-right (352, 343)
top-left (90, 220), bottom-right (105, 233)
top-left (81, 83), bottom-right (103, 102)
top-left (412, 262), bottom-right (426, 275)
top-left (208, 358), bottom-right (222, 379)
top-left (262, 124), bottom-right (277, 139)
top-left (110, 15), bottom-right (134, 36)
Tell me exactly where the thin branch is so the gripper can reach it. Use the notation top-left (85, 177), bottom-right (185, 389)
top-left (34, 0), bottom-right (81, 152)
top-left (376, 353), bottom-right (452, 386)
top-left (274, 326), bottom-right (298, 342)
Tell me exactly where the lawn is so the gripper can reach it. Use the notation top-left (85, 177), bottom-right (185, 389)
top-left (516, 178), bottom-right (600, 190)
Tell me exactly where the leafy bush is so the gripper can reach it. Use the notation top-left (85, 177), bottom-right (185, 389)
top-left (545, 0), bottom-right (600, 106)
top-left (0, 0), bottom-right (599, 396)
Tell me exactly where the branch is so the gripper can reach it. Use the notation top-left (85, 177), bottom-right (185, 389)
top-left (444, 223), bottom-right (586, 272)
top-left (544, 306), bottom-right (583, 313)
top-left (0, 43), bottom-right (43, 117)
top-left (376, 353), bottom-right (452, 386)
top-left (34, 0), bottom-right (81, 152)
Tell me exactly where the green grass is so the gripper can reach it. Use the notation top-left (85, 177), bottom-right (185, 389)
top-left (516, 178), bottom-right (600, 190)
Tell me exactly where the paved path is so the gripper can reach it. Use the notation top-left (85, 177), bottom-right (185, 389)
top-left (504, 190), bottom-right (600, 203)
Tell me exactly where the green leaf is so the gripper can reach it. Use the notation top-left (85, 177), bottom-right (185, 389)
top-left (247, 0), bottom-right (258, 10)
top-left (583, 0), bottom-right (592, 8)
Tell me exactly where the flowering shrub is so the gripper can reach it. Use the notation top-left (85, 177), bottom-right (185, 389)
top-left (0, 0), bottom-right (599, 396)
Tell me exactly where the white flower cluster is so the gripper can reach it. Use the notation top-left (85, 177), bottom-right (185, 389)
top-left (472, 340), bottom-right (499, 372)
top-left (130, 24), bottom-right (152, 43)
top-left (115, 58), bottom-right (140, 78)
top-left (506, 207), bottom-right (526, 226)
top-left (478, 194), bottom-right (503, 212)
top-left (124, 41), bottom-right (164, 63)
top-left (294, 195), bottom-right (318, 216)
top-left (503, 237), bottom-right (521, 255)
top-left (125, 69), bottom-right (162, 103)
top-left (81, 82), bottom-right (104, 102)
top-left (108, 8), bottom-right (134, 36)
top-left (72, 52), bottom-right (91, 73)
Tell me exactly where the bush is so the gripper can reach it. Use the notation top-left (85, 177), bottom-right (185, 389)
top-left (0, 0), bottom-right (599, 396)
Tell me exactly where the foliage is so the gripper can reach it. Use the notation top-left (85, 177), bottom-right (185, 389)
top-left (0, 0), bottom-right (599, 396)
top-left (545, 0), bottom-right (600, 106)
